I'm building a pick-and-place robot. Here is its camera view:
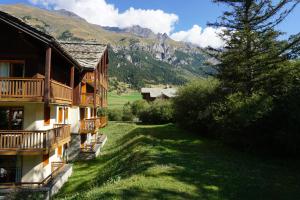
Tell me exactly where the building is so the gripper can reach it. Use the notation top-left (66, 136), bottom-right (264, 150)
top-left (0, 10), bottom-right (108, 196)
top-left (141, 88), bottom-right (177, 101)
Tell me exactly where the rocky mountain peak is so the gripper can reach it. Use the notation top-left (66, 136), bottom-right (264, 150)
top-left (124, 25), bottom-right (156, 38)
top-left (54, 9), bottom-right (86, 21)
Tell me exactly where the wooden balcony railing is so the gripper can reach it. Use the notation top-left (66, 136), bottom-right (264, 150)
top-left (0, 78), bottom-right (73, 104)
top-left (81, 93), bottom-right (94, 105)
top-left (0, 78), bottom-right (44, 100)
top-left (81, 93), bottom-right (101, 106)
top-left (100, 116), bottom-right (108, 127)
top-left (96, 94), bottom-right (101, 106)
top-left (81, 143), bottom-right (96, 153)
top-left (79, 118), bottom-right (101, 134)
top-left (50, 80), bottom-right (73, 104)
top-left (0, 125), bottom-right (71, 154)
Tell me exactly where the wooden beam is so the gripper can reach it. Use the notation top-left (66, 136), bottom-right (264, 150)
top-left (70, 66), bottom-right (75, 104)
top-left (70, 66), bottom-right (75, 88)
top-left (93, 69), bottom-right (97, 110)
top-left (44, 47), bottom-right (52, 104)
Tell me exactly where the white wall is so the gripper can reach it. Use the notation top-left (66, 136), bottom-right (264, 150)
top-left (21, 146), bottom-right (65, 183)
top-left (1, 102), bottom-right (80, 132)
top-left (68, 106), bottom-right (80, 133)
top-left (23, 103), bottom-right (56, 131)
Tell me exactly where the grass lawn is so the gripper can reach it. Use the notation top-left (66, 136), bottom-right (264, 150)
top-left (55, 123), bottom-right (300, 200)
top-left (108, 91), bottom-right (142, 109)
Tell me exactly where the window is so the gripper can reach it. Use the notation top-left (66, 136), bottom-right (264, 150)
top-left (64, 107), bottom-right (68, 122)
top-left (44, 106), bottom-right (51, 125)
top-left (0, 61), bottom-right (25, 78)
top-left (57, 146), bottom-right (62, 156)
top-left (0, 63), bottom-right (9, 77)
top-left (0, 107), bottom-right (23, 130)
top-left (58, 107), bottom-right (63, 124)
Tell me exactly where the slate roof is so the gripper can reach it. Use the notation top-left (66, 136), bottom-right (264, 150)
top-left (59, 41), bottom-right (107, 69)
top-left (141, 88), bottom-right (177, 98)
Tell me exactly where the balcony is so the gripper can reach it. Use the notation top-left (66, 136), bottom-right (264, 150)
top-left (0, 78), bottom-right (44, 102)
top-left (50, 80), bottom-right (73, 104)
top-left (79, 118), bottom-right (101, 134)
top-left (80, 93), bottom-right (101, 106)
top-left (0, 78), bottom-right (73, 104)
top-left (100, 116), bottom-right (108, 127)
top-left (0, 124), bottom-right (71, 155)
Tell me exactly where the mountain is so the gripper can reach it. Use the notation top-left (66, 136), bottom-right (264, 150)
top-left (0, 4), bottom-right (211, 88)
top-left (102, 25), bottom-right (157, 39)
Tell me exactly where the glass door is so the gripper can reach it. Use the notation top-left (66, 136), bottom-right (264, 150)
top-left (0, 63), bottom-right (9, 77)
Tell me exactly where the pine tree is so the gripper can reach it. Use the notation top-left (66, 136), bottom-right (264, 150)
top-left (208, 0), bottom-right (300, 95)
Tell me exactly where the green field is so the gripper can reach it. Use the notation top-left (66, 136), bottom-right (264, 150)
top-left (56, 123), bottom-right (300, 200)
top-left (108, 91), bottom-right (142, 109)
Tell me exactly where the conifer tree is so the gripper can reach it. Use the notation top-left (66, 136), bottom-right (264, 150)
top-left (208, 0), bottom-right (300, 95)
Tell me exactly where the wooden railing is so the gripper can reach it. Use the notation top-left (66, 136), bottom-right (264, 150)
top-left (50, 80), bottom-right (73, 103)
top-left (0, 125), bottom-right (71, 152)
top-left (100, 116), bottom-right (108, 127)
top-left (79, 118), bottom-right (101, 134)
top-left (81, 143), bottom-right (96, 153)
top-left (96, 94), bottom-right (101, 106)
top-left (0, 78), bottom-right (73, 104)
top-left (81, 93), bottom-right (101, 106)
top-left (81, 93), bottom-right (94, 105)
top-left (0, 78), bottom-right (44, 100)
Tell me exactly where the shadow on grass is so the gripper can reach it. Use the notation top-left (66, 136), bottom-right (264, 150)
top-left (56, 123), bottom-right (300, 200)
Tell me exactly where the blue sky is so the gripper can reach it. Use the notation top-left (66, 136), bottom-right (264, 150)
top-left (1, 0), bottom-right (299, 47)
top-left (106, 0), bottom-right (300, 36)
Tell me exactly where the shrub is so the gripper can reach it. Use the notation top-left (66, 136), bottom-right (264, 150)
top-left (173, 78), bottom-right (220, 134)
top-left (122, 102), bottom-right (135, 121)
top-left (139, 100), bottom-right (174, 124)
top-left (213, 92), bottom-right (274, 148)
top-left (108, 109), bottom-right (123, 121)
top-left (215, 92), bottom-right (273, 132)
top-left (131, 100), bottom-right (149, 116)
top-left (97, 108), bottom-right (108, 117)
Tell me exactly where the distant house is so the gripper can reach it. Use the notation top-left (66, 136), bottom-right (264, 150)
top-left (141, 88), bottom-right (177, 101)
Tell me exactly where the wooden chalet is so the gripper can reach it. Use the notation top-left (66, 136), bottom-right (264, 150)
top-left (0, 10), bottom-right (109, 194)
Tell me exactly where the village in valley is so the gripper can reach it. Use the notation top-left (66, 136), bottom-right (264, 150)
top-left (0, 0), bottom-right (300, 200)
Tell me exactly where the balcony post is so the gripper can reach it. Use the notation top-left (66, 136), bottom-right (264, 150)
top-left (93, 69), bottom-right (97, 110)
top-left (70, 66), bottom-right (75, 102)
top-left (44, 47), bottom-right (52, 104)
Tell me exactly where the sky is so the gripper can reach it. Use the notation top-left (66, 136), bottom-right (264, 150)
top-left (1, 0), bottom-right (300, 48)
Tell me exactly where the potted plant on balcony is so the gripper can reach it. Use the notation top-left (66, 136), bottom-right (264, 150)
top-left (97, 108), bottom-right (108, 126)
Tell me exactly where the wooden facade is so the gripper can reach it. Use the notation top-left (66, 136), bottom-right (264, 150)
top-left (0, 10), bottom-right (109, 189)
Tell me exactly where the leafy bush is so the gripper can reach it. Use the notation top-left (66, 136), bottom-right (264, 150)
top-left (97, 108), bottom-right (108, 117)
top-left (131, 100), bottom-right (149, 116)
top-left (173, 78), bottom-right (220, 134)
top-left (139, 100), bottom-right (174, 124)
top-left (122, 102), bottom-right (135, 121)
top-left (174, 64), bottom-right (300, 154)
top-left (108, 109), bottom-right (123, 121)
top-left (215, 92), bottom-right (273, 132)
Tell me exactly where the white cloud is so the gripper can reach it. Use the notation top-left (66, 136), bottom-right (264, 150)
top-left (29, 0), bottom-right (178, 35)
top-left (171, 25), bottom-right (225, 48)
